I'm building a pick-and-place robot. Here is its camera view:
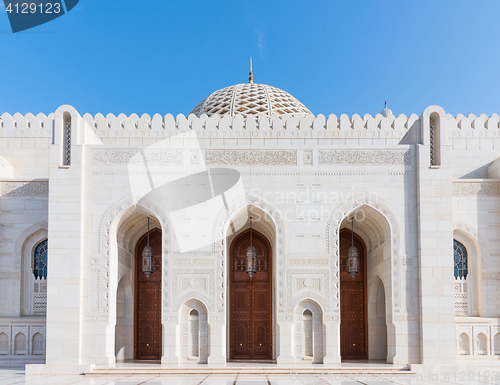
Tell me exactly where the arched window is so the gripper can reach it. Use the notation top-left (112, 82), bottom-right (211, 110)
top-left (303, 309), bottom-right (313, 358)
top-left (63, 113), bottom-right (71, 166)
top-left (430, 113), bottom-right (441, 166)
top-left (454, 240), bottom-right (468, 279)
top-left (189, 309), bottom-right (199, 358)
top-left (33, 240), bottom-right (48, 279)
top-left (458, 333), bottom-right (470, 355)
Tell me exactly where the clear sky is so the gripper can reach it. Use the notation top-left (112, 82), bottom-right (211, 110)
top-left (1, 0), bottom-right (499, 118)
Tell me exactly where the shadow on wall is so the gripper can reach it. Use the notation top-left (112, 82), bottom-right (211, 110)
top-left (460, 163), bottom-right (492, 179)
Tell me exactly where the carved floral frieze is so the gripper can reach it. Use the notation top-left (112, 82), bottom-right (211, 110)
top-left (90, 149), bottom-right (182, 165)
top-left (0, 181), bottom-right (48, 197)
top-left (206, 150), bottom-right (296, 166)
top-left (453, 182), bottom-right (500, 197)
top-left (318, 150), bottom-right (411, 166)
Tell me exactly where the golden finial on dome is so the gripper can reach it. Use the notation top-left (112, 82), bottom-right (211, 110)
top-left (249, 57), bottom-right (253, 83)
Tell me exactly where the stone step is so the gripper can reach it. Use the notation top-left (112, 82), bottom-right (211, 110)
top-left (86, 365), bottom-right (415, 375)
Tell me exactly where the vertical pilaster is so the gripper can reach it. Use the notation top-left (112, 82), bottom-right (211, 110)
top-left (45, 106), bottom-right (85, 367)
top-left (416, 106), bottom-right (456, 365)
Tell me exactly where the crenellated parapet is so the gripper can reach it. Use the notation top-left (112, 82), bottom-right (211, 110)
top-left (447, 113), bottom-right (500, 138)
top-left (0, 112), bottom-right (54, 139)
top-left (82, 112), bottom-right (416, 139)
top-left (1, 109), bottom-right (500, 142)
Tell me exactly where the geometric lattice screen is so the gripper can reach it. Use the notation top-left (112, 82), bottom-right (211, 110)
top-left (190, 83), bottom-right (312, 118)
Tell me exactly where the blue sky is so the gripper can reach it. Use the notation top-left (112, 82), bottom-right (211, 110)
top-left (1, 0), bottom-right (499, 118)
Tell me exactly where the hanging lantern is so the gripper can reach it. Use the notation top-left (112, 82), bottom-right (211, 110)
top-left (347, 217), bottom-right (359, 280)
top-left (142, 217), bottom-right (154, 279)
top-left (246, 217), bottom-right (257, 279)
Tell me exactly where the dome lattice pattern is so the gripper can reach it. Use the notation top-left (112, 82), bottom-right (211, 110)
top-left (190, 83), bottom-right (312, 118)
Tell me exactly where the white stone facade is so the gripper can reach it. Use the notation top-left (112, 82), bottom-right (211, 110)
top-left (0, 86), bottom-right (499, 373)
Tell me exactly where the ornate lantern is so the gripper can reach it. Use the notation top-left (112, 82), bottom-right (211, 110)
top-left (142, 217), bottom-right (154, 279)
top-left (347, 217), bottom-right (359, 280)
top-left (246, 217), bottom-right (257, 279)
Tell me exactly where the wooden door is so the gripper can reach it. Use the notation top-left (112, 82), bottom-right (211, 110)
top-left (340, 229), bottom-right (367, 359)
top-left (229, 229), bottom-right (272, 360)
top-left (135, 228), bottom-right (162, 360)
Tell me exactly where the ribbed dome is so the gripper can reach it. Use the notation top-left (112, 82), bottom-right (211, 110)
top-left (189, 83), bottom-right (312, 118)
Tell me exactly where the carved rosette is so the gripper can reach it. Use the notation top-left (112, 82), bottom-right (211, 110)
top-left (287, 270), bottom-right (329, 311)
top-left (172, 270), bottom-right (214, 311)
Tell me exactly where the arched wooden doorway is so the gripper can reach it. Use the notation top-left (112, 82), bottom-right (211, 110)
top-left (134, 228), bottom-right (162, 360)
top-left (340, 228), bottom-right (367, 359)
top-left (229, 228), bottom-right (272, 360)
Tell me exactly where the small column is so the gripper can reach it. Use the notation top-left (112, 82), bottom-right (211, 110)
top-left (207, 314), bottom-right (225, 364)
top-left (323, 316), bottom-right (341, 364)
top-left (276, 316), bottom-right (294, 364)
top-left (161, 318), bottom-right (178, 364)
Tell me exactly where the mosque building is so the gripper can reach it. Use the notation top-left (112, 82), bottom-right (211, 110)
top-left (1, 68), bottom-right (500, 374)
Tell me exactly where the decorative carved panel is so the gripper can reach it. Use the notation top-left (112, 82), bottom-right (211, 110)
top-left (0, 181), bottom-right (48, 197)
top-left (90, 149), bottom-right (182, 165)
top-left (206, 150), bottom-right (297, 166)
top-left (319, 150), bottom-right (411, 166)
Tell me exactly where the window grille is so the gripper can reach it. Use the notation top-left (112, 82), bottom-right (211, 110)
top-left (64, 119), bottom-right (71, 166)
top-left (34, 240), bottom-right (48, 279)
top-left (430, 120), bottom-right (436, 166)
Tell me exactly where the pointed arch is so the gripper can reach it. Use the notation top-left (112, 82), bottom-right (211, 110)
top-left (327, 193), bottom-right (401, 312)
top-left (32, 332), bottom-right (44, 355)
top-left (97, 196), bottom-right (169, 363)
top-left (213, 192), bottom-right (286, 311)
top-left (15, 221), bottom-right (48, 316)
top-left (458, 332), bottom-right (470, 355)
top-left (327, 192), bottom-right (403, 363)
top-left (476, 332), bottom-right (488, 355)
top-left (14, 333), bottom-right (26, 355)
top-left (0, 333), bottom-right (8, 355)
top-left (97, 195), bottom-right (170, 314)
top-left (179, 299), bottom-right (209, 364)
top-left (294, 299), bottom-right (324, 363)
